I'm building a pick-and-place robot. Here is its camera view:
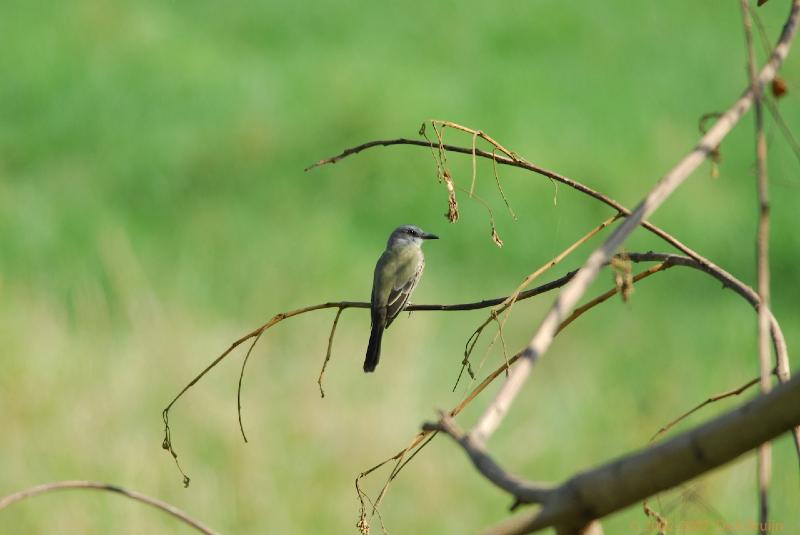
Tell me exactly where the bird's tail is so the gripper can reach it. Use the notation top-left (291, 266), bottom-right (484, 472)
top-left (363, 311), bottom-right (385, 372)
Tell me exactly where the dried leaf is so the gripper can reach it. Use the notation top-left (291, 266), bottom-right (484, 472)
top-left (612, 254), bottom-right (634, 303)
top-left (772, 77), bottom-right (788, 99)
top-left (443, 170), bottom-right (459, 222)
top-left (491, 225), bottom-right (504, 247)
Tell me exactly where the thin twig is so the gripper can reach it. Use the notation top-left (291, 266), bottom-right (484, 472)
top-left (555, 262), bottom-right (672, 335)
top-left (161, 277), bottom-right (582, 482)
top-left (457, 214), bottom-right (620, 390)
top-left (237, 330), bottom-right (264, 443)
top-left (318, 307), bottom-right (345, 398)
top-left (741, 1), bottom-right (774, 530)
top-left (0, 481), bottom-right (219, 535)
top-left (649, 376), bottom-right (761, 444)
top-left (492, 149), bottom-right (518, 219)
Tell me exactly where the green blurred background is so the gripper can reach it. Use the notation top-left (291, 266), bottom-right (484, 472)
top-left (1, 0), bottom-right (799, 533)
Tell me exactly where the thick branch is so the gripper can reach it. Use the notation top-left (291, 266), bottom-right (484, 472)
top-left (0, 481), bottom-right (219, 535)
top-left (484, 372), bottom-right (800, 535)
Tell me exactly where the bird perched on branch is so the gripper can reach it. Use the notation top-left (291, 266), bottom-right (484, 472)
top-left (364, 224), bottom-right (438, 372)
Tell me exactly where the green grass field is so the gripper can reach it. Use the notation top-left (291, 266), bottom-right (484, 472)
top-left (2, 0), bottom-right (799, 533)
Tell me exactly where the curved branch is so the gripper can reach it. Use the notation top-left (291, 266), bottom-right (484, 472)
top-left (161, 269), bottom-right (582, 481)
top-left (471, 0), bottom-right (800, 446)
top-left (304, 132), bottom-right (792, 388)
top-left (626, 252), bottom-right (788, 370)
top-left (423, 413), bottom-right (555, 504)
top-left (0, 481), bottom-right (219, 535)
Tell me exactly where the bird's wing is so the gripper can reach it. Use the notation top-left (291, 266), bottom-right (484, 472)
top-left (384, 257), bottom-right (424, 328)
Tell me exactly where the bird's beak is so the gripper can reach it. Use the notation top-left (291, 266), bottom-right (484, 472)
top-left (422, 232), bottom-right (439, 240)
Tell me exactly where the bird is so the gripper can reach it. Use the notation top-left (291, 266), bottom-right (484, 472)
top-left (364, 224), bottom-right (439, 372)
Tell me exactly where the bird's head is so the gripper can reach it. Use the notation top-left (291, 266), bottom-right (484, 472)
top-left (387, 224), bottom-right (439, 248)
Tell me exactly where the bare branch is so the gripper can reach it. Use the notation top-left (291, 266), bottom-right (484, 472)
top-left (0, 481), bottom-right (219, 535)
top-left (305, 129), bottom-right (796, 390)
top-left (649, 376), bottom-right (761, 444)
top-left (423, 412), bottom-right (554, 505)
top-left (459, 214), bottom-right (620, 388)
top-left (740, 0), bottom-right (774, 528)
top-left (161, 274), bottom-right (582, 482)
top-left (356, 248), bottom-right (792, 531)
top-left (470, 0), bottom-right (800, 446)
top-left (318, 307), bottom-right (345, 398)
top-left (555, 261), bottom-right (671, 335)
top-left (484, 373), bottom-right (800, 534)
top-left (357, 260), bottom-right (672, 527)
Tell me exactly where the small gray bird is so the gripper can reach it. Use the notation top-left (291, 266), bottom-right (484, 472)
top-left (364, 224), bottom-right (439, 372)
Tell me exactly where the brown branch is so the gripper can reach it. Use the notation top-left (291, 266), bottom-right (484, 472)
top-left (306, 131), bottom-right (794, 381)
top-left (305, 130), bottom-right (796, 391)
top-left (0, 481), bottom-right (219, 535)
top-left (423, 412), bottom-right (554, 504)
top-left (161, 273), bottom-right (583, 482)
top-left (483, 372), bottom-right (800, 535)
top-left (741, 1), bottom-right (773, 530)
top-left (459, 214), bottom-right (620, 389)
top-left (356, 248), bottom-right (793, 531)
top-left (307, 138), bottom-right (723, 279)
top-left (470, 0), bottom-right (800, 447)
top-left (555, 261), bottom-right (672, 335)
top-left (625, 252), bottom-right (790, 374)
top-left (358, 259), bottom-right (676, 529)
top-left (318, 307), bottom-right (344, 398)
top-left (649, 376), bottom-right (761, 444)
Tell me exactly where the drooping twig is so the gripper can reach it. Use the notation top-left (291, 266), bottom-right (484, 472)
top-left (161, 302), bottom-right (365, 484)
top-left (0, 481), bottom-right (219, 535)
top-left (455, 184), bottom-right (505, 247)
top-left (162, 274), bottom-right (584, 482)
top-left (318, 307), bottom-right (345, 398)
top-left (698, 113), bottom-right (723, 178)
top-left (237, 330), bottom-right (265, 442)
top-left (491, 149), bottom-right (518, 220)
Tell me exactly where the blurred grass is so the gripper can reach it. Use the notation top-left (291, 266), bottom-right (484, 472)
top-left (1, 0), bottom-right (799, 533)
